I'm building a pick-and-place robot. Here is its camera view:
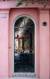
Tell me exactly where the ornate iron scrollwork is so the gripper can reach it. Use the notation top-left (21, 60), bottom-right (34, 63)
top-left (16, 0), bottom-right (48, 6)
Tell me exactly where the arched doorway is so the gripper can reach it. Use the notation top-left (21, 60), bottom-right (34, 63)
top-left (14, 16), bottom-right (35, 72)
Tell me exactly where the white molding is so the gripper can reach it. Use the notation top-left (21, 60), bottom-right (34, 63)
top-left (10, 14), bottom-right (37, 77)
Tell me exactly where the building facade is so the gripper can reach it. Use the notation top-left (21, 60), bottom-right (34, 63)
top-left (0, 0), bottom-right (50, 79)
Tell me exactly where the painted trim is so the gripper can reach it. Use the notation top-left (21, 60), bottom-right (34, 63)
top-left (11, 14), bottom-right (37, 77)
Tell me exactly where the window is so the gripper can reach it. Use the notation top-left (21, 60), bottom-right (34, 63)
top-left (14, 16), bottom-right (35, 72)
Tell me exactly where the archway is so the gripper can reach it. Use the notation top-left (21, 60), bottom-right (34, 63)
top-left (14, 16), bottom-right (35, 72)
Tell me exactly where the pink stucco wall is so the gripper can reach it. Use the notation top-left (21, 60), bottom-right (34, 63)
top-left (0, 10), bottom-right (9, 77)
top-left (40, 10), bottom-right (49, 79)
top-left (0, 6), bottom-right (49, 79)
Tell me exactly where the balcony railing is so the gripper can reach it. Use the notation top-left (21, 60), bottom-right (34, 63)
top-left (0, 0), bottom-right (49, 4)
top-left (15, 0), bottom-right (49, 6)
top-left (0, 0), bottom-right (49, 8)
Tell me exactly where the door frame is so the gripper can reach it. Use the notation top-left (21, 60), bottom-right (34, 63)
top-left (12, 15), bottom-right (36, 76)
top-left (8, 9), bottom-right (39, 77)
